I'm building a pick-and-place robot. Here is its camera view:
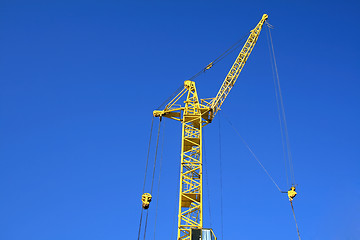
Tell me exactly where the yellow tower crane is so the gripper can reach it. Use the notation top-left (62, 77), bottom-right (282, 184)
top-left (152, 14), bottom-right (268, 240)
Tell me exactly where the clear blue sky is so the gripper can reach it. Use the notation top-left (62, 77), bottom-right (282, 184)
top-left (1, 1), bottom-right (359, 240)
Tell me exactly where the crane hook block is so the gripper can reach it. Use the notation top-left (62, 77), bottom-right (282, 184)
top-left (287, 186), bottom-right (297, 202)
top-left (141, 193), bottom-right (152, 209)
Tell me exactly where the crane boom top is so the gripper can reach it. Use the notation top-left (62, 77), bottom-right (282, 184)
top-left (207, 14), bottom-right (268, 120)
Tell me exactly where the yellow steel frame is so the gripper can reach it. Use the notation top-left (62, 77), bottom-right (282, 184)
top-left (178, 81), bottom-right (205, 239)
top-left (154, 81), bottom-right (211, 240)
top-left (153, 14), bottom-right (268, 240)
top-left (208, 14), bottom-right (268, 120)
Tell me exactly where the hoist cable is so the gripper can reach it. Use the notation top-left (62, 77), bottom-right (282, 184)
top-left (143, 211), bottom-right (149, 240)
top-left (202, 134), bottom-right (213, 229)
top-left (137, 208), bottom-right (144, 240)
top-left (212, 32), bottom-right (250, 64)
top-left (142, 116), bottom-right (155, 192)
top-left (171, 179), bottom-right (179, 240)
top-left (157, 33), bottom-right (250, 110)
top-left (150, 119), bottom-right (162, 194)
top-left (223, 113), bottom-right (282, 192)
top-left (143, 119), bottom-right (162, 240)
top-left (156, 84), bottom-right (184, 110)
top-left (291, 202), bottom-right (302, 240)
top-left (202, 71), bottom-right (213, 229)
top-left (266, 24), bottom-right (296, 185)
top-left (153, 120), bottom-right (165, 240)
top-left (189, 32), bottom-right (250, 81)
top-left (267, 23), bottom-right (302, 240)
top-left (138, 116), bottom-right (155, 240)
top-left (218, 113), bottom-right (224, 240)
top-left (171, 137), bottom-right (182, 240)
top-left (266, 25), bottom-right (289, 187)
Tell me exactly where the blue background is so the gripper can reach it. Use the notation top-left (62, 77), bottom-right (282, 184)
top-left (1, 1), bottom-right (359, 239)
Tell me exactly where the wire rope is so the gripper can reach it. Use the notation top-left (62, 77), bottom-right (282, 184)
top-left (137, 208), bottom-right (144, 240)
top-left (138, 116), bottom-right (155, 240)
top-left (202, 133), bottom-right (213, 229)
top-left (266, 25), bottom-right (290, 187)
top-left (153, 120), bottom-right (165, 240)
top-left (142, 211), bottom-right (150, 240)
top-left (171, 135), bottom-right (182, 240)
top-left (156, 84), bottom-right (184, 110)
top-left (142, 117), bottom-right (155, 192)
top-left (266, 22), bottom-right (302, 240)
top-left (266, 24), bottom-right (296, 185)
top-left (291, 202), bottom-right (302, 240)
top-left (157, 32), bottom-right (250, 111)
top-left (188, 32), bottom-right (250, 81)
top-left (150, 119), bottom-right (162, 193)
top-left (223, 113), bottom-right (282, 192)
top-left (143, 119), bottom-right (162, 240)
top-left (171, 178), bottom-right (179, 240)
top-left (218, 113), bottom-right (224, 240)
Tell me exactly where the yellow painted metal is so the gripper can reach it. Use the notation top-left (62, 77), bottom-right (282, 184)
top-left (211, 229), bottom-right (217, 240)
top-left (142, 193), bottom-right (152, 209)
top-left (154, 81), bottom-right (210, 240)
top-left (209, 229), bottom-right (217, 240)
top-left (207, 14), bottom-right (268, 121)
top-left (288, 186), bottom-right (297, 202)
top-left (177, 81), bottom-right (204, 239)
top-left (153, 14), bottom-right (268, 240)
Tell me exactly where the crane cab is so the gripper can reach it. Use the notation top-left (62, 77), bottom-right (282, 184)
top-left (191, 228), bottom-right (217, 240)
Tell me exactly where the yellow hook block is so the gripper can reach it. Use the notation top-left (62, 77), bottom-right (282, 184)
top-left (288, 186), bottom-right (297, 202)
top-left (141, 193), bottom-right (152, 209)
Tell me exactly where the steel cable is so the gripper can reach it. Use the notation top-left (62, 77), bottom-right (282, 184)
top-left (189, 32), bottom-right (250, 81)
top-left (266, 25), bottom-right (290, 187)
top-left (157, 32), bottom-right (250, 111)
top-left (150, 119), bottom-right (162, 194)
top-left (143, 119), bottom-right (162, 240)
top-left (218, 113), bottom-right (224, 240)
top-left (202, 133), bottom-right (213, 229)
top-left (291, 202), bottom-right (302, 240)
top-left (137, 208), bottom-right (144, 240)
top-left (153, 120), bottom-right (165, 240)
top-left (267, 23), bottom-right (302, 240)
top-left (138, 116), bottom-right (155, 240)
top-left (223, 113), bottom-right (282, 192)
top-left (266, 23), bottom-right (296, 185)
top-left (142, 117), bottom-right (155, 193)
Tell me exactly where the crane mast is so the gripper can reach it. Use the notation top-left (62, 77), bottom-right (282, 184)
top-left (153, 14), bottom-right (268, 240)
